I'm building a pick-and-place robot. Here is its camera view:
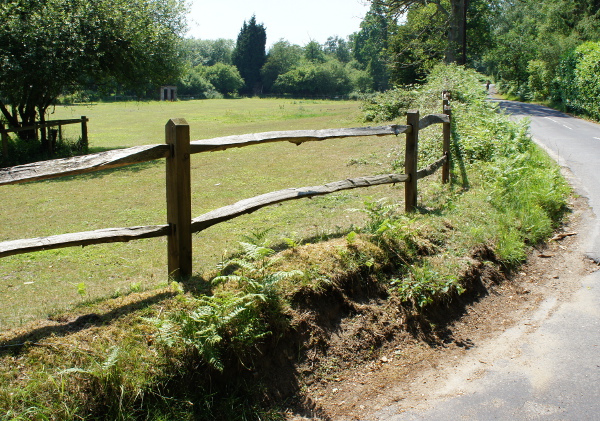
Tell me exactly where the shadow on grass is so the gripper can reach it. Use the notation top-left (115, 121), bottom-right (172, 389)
top-left (38, 159), bottom-right (163, 184)
top-left (451, 126), bottom-right (470, 189)
top-left (0, 289), bottom-right (178, 357)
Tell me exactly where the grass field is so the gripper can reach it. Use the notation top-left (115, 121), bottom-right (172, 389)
top-left (1, 98), bottom-right (421, 328)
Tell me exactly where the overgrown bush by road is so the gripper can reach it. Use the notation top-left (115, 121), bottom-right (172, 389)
top-left (556, 41), bottom-right (600, 120)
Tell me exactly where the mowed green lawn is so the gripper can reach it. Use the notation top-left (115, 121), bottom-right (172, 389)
top-left (0, 98), bottom-right (408, 328)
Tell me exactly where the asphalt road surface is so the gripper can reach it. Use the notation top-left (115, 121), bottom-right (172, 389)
top-left (375, 98), bottom-right (600, 420)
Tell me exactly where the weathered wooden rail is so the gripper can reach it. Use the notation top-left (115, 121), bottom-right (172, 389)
top-left (0, 95), bottom-right (452, 278)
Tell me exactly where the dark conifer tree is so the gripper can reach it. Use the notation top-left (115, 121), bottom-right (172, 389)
top-left (232, 15), bottom-right (267, 95)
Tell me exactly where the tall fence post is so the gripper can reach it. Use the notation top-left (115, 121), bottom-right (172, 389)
top-left (1, 123), bottom-right (8, 160)
top-left (442, 92), bottom-right (451, 184)
top-left (165, 118), bottom-right (192, 279)
top-left (80, 116), bottom-right (88, 152)
top-left (405, 110), bottom-right (419, 213)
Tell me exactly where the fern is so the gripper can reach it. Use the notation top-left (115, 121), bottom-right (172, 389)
top-left (152, 240), bottom-right (302, 371)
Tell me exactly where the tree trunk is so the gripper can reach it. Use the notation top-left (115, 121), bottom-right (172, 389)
top-left (446, 0), bottom-right (467, 64)
top-left (39, 108), bottom-right (48, 155)
top-left (18, 105), bottom-right (37, 141)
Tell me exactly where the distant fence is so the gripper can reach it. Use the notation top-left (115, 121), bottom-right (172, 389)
top-left (0, 116), bottom-right (89, 157)
top-left (0, 93), bottom-right (452, 279)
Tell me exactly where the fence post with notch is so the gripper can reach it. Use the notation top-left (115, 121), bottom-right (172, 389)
top-left (405, 110), bottom-right (419, 213)
top-left (165, 118), bottom-right (192, 279)
top-left (442, 91), bottom-right (451, 184)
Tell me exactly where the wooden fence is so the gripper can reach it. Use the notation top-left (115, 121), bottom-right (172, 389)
top-left (0, 94), bottom-right (452, 278)
top-left (0, 116), bottom-right (89, 157)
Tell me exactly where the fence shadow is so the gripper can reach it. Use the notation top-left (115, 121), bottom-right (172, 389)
top-left (0, 290), bottom-right (177, 357)
top-left (41, 159), bottom-right (163, 184)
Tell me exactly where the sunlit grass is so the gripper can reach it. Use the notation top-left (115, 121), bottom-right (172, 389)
top-left (1, 98), bottom-right (412, 328)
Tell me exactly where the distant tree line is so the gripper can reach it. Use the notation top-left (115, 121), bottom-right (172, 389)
top-left (177, 15), bottom-right (386, 99)
top-left (2, 0), bottom-right (599, 165)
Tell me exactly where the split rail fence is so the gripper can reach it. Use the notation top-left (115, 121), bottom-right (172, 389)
top-left (0, 94), bottom-right (452, 278)
top-left (1, 116), bottom-right (89, 158)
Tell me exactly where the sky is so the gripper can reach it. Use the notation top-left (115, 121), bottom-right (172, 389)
top-left (186, 0), bottom-right (371, 48)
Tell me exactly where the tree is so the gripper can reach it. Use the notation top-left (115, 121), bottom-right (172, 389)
top-left (352, 2), bottom-right (395, 90)
top-left (182, 38), bottom-right (235, 67)
top-left (556, 41), bottom-right (600, 119)
top-left (272, 61), bottom-right (353, 97)
top-left (232, 15), bottom-right (267, 95)
top-left (372, 0), bottom-right (471, 65)
top-left (0, 0), bottom-right (187, 147)
top-left (304, 40), bottom-right (327, 63)
top-left (178, 69), bottom-right (216, 98)
top-left (324, 36), bottom-right (352, 63)
top-left (387, 2), bottom-right (447, 84)
top-left (200, 63), bottom-right (244, 96)
top-left (483, 0), bottom-right (600, 100)
top-left (261, 40), bottom-right (304, 92)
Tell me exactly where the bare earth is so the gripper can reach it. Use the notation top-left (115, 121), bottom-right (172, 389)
top-left (289, 193), bottom-right (598, 420)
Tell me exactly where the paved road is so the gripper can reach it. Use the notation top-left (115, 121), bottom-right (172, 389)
top-left (376, 99), bottom-right (600, 420)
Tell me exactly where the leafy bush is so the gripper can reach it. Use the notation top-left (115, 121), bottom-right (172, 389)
top-left (273, 60), bottom-right (353, 96)
top-left (527, 60), bottom-right (551, 101)
top-left (556, 41), bottom-right (600, 119)
top-left (361, 86), bottom-right (419, 122)
top-left (199, 63), bottom-right (244, 96)
top-left (177, 68), bottom-right (216, 98)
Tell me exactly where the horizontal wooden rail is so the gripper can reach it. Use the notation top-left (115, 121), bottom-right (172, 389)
top-left (1, 118), bottom-right (87, 133)
top-left (1, 93), bottom-right (453, 278)
top-left (0, 173), bottom-right (408, 258)
top-left (0, 125), bottom-right (407, 186)
top-left (0, 144), bottom-right (171, 185)
top-left (417, 154), bottom-right (448, 180)
top-left (418, 114), bottom-right (450, 130)
top-left (189, 125), bottom-right (409, 153)
top-left (191, 173), bottom-right (409, 232)
top-left (0, 225), bottom-right (170, 258)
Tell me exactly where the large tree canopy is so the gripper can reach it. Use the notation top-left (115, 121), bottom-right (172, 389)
top-left (0, 0), bottom-right (187, 136)
top-left (352, 2), bottom-right (394, 90)
top-left (484, 0), bottom-right (600, 100)
top-left (372, 0), bottom-right (471, 64)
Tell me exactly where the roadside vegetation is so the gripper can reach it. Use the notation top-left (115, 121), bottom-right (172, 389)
top-left (0, 64), bottom-right (571, 420)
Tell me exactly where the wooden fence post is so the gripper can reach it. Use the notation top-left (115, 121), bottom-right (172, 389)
top-left (1, 123), bottom-right (8, 160)
top-left (405, 110), bottom-right (419, 213)
top-left (81, 116), bottom-right (88, 152)
top-left (165, 118), bottom-right (192, 279)
top-left (442, 93), bottom-right (451, 184)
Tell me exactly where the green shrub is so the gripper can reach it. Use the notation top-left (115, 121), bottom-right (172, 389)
top-left (527, 60), bottom-right (551, 101)
top-left (273, 60), bottom-right (353, 96)
top-left (556, 41), bottom-right (600, 119)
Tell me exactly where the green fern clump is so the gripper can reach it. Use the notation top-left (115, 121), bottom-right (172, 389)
top-left (152, 242), bottom-right (302, 372)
